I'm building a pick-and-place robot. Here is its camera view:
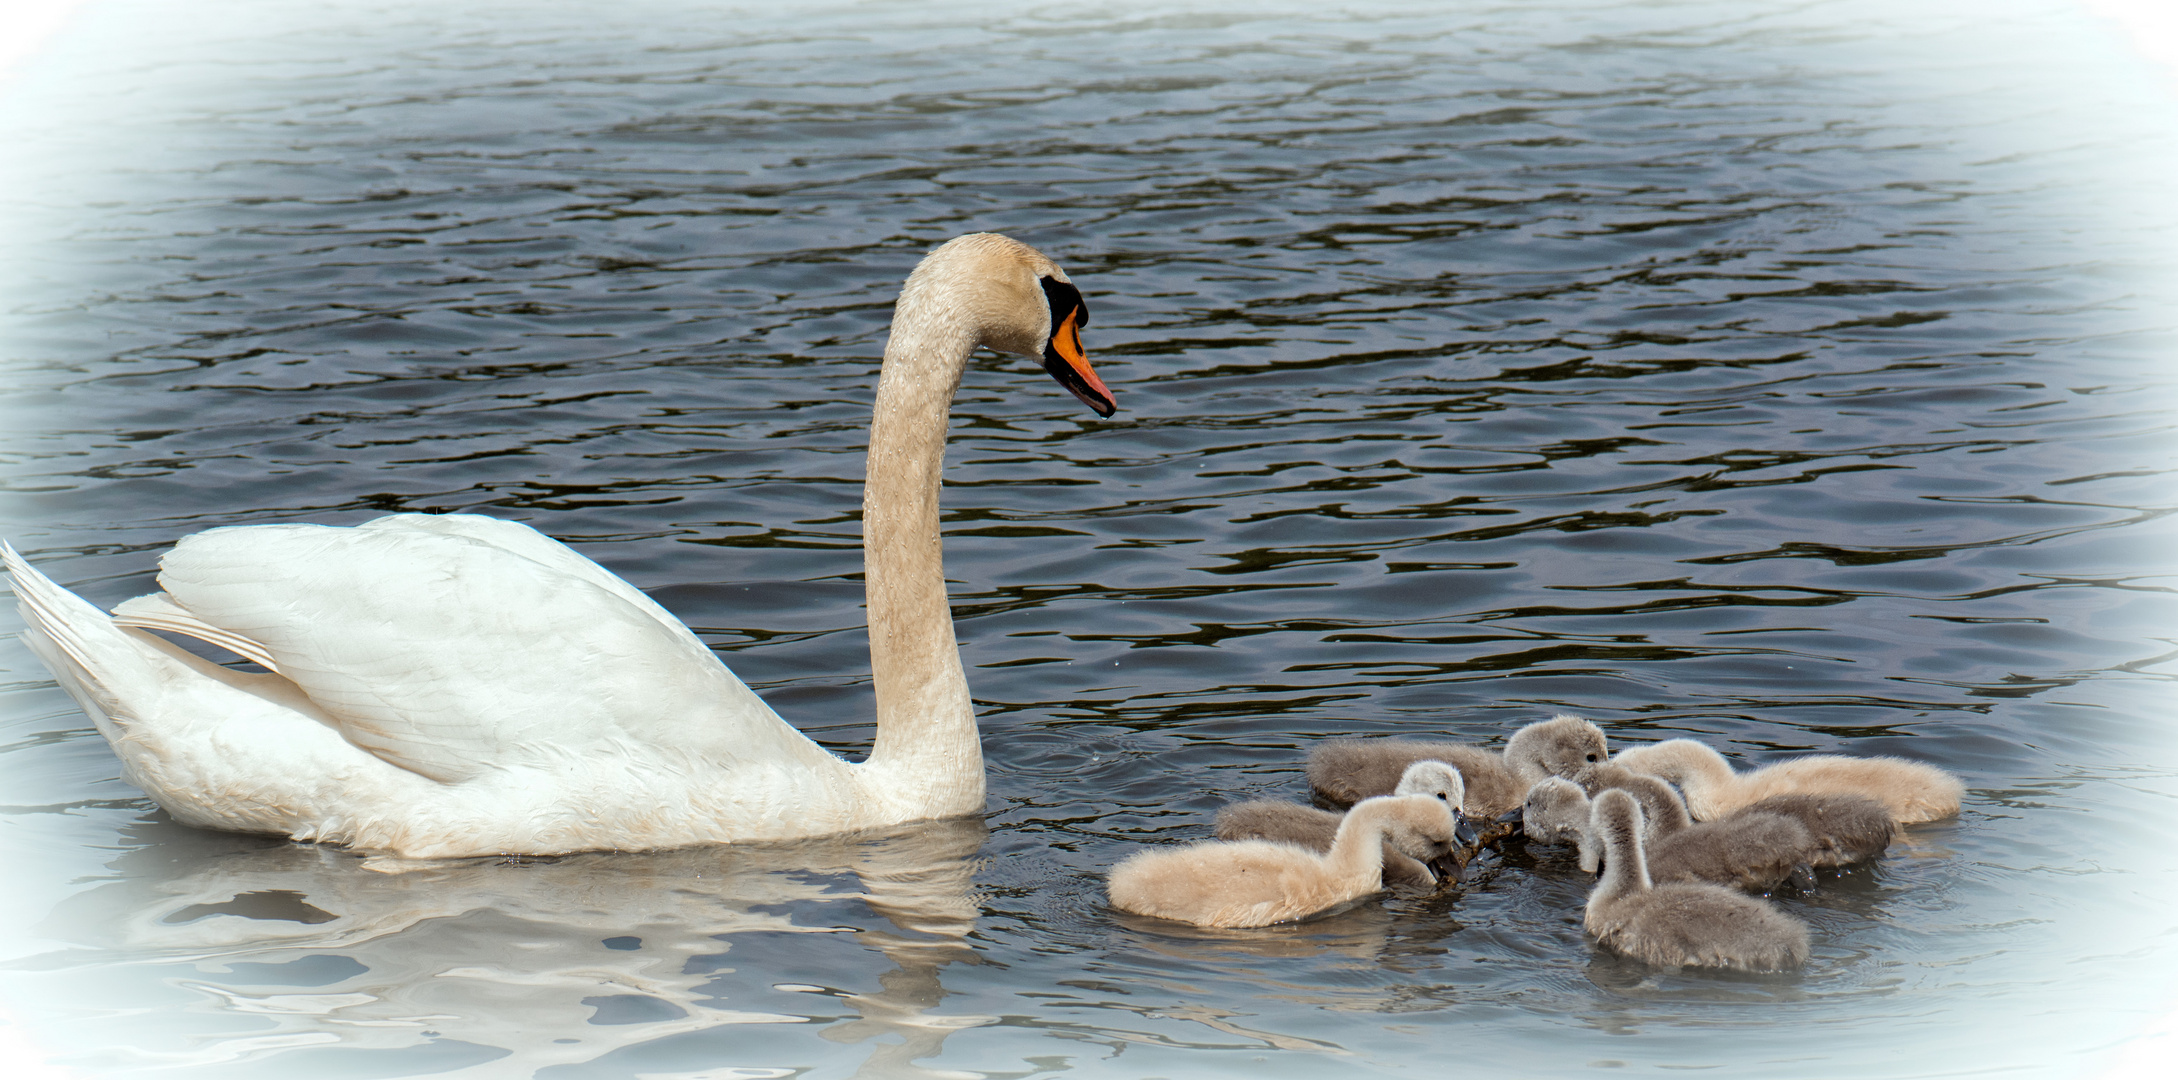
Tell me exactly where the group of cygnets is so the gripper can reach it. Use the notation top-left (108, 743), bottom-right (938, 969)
top-left (1106, 716), bottom-right (1964, 973)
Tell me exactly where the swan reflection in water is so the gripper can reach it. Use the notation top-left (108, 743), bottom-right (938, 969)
top-left (27, 816), bottom-right (992, 1078)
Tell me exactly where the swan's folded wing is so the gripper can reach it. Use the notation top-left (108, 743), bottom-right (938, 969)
top-left (150, 520), bottom-right (813, 784)
top-left (356, 514), bottom-right (705, 651)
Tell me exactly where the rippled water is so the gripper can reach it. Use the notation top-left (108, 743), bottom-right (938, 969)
top-left (3, 0), bottom-right (2177, 1076)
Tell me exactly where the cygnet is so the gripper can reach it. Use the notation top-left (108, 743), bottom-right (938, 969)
top-left (1214, 761), bottom-right (1481, 888)
top-left (1611, 738), bottom-right (1962, 823)
top-left (1109, 794), bottom-right (1460, 928)
top-left (1523, 775), bottom-right (1820, 892)
top-left (1576, 761), bottom-right (1893, 869)
top-left (1306, 714), bottom-right (1609, 818)
top-left (1583, 789), bottom-right (1810, 973)
top-left (1572, 762), bottom-right (1691, 839)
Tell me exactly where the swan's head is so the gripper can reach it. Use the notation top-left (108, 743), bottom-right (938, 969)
top-left (1503, 713), bottom-right (1609, 784)
top-left (900, 232), bottom-right (1116, 417)
top-left (1393, 760), bottom-right (1479, 846)
top-left (1520, 776), bottom-right (1591, 846)
top-left (1362, 793), bottom-right (1463, 863)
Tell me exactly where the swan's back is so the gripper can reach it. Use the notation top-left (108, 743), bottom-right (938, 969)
top-left (1647, 811), bottom-right (1818, 892)
top-left (1212, 800), bottom-right (1435, 888)
top-left (1739, 793), bottom-right (1896, 866)
top-left (1306, 739), bottom-right (1521, 817)
top-left (1741, 755), bottom-right (1963, 824)
top-left (1588, 882), bottom-right (1811, 972)
top-left (1613, 738), bottom-right (1962, 823)
top-left (1107, 839), bottom-right (1346, 928)
top-left (142, 515), bottom-right (809, 783)
top-left (1110, 795), bottom-right (1457, 928)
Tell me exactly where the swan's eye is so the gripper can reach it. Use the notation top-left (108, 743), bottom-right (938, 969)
top-left (1586, 753), bottom-right (1599, 762)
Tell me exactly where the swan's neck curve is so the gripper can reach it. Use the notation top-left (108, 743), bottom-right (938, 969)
top-left (1327, 799), bottom-right (1393, 887)
top-left (1593, 799), bottom-right (1651, 901)
top-left (858, 306), bottom-right (981, 816)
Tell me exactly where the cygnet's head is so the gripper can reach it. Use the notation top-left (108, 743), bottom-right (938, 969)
top-left (1358, 793), bottom-right (1464, 863)
top-left (1394, 760), bottom-right (1480, 847)
top-left (1520, 776), bottom-right (1591, 845)
top-left (1503, 714), bottom-right (1610, 784)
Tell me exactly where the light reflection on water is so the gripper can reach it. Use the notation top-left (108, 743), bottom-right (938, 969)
top-left (2, 0), bottom-right (2177, 1076)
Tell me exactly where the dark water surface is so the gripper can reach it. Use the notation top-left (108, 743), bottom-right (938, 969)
top-left (3, 0), bottom-right (2177, 1076)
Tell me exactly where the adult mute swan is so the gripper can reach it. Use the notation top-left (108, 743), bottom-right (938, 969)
top-left (5, 232), bottom-right (1116, 859)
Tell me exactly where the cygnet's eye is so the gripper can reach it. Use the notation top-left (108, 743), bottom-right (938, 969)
top-left (1586, 753), bottom-right (1599, 762)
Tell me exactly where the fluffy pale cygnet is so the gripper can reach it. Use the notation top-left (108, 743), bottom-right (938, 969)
top-left (1611, 738), bottom-right (1962, 824)
top-left (1214, 761), bottom-right (1480, 889)
top-left (1583, 789), bottom-right (1810, 973)
top-left (1109, 794), bottom-right (1461, 928)
top-left (1306, 714), bottom-right (1608, 817)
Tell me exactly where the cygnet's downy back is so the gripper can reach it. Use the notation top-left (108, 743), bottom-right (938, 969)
top-left (1611, 737), bottom-right (1962, 824)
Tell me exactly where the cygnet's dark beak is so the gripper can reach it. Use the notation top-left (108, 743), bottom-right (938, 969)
top-left (1495, 807), bottom-right (1524, 826)
top-left (1453, 810), bottom-right (1480, 848)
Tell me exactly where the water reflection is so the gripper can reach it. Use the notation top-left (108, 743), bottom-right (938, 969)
top-left (3, 0), bottom-right (2178, 1075)
top-left (25, 817), bottom-right (989, 1077)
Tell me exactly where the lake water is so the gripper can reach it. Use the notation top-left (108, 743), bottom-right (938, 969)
top-left (3, 0), bottom-right (2176, 1076)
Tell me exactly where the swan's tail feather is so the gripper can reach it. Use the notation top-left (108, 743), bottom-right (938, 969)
top-left (4, 541), bottom-right (153, 739)
top-left (112, 592), bottom-right (282, 673)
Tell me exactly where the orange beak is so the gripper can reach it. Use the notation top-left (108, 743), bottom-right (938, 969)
top-left (1040, 306), bottom-right (1116, 417)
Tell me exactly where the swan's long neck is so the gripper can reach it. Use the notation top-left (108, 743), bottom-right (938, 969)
top-left (1593, 799), bottom-right (1651, 902)
top-left (1327, 800), bottom-right (1393, 887)
top-left (859, 305), bottom-right (982, 816)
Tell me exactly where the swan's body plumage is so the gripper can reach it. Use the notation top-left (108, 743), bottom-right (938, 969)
top-left (1108, 794), bottom-right (1459, 928)
top-left (7, 232), bottom-right (1115, 858)
top-left (1610, 738), bottom-right (1963, 824)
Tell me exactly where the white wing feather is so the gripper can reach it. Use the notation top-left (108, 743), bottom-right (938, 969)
top-left (149, 515), bottom-right (815, 784)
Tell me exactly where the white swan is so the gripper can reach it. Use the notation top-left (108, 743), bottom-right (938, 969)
top-left (4, 232), bottom-right (1115, 859)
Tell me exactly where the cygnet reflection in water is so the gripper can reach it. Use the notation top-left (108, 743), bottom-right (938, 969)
top-left (24, 816), bottom-right (993, 1077)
